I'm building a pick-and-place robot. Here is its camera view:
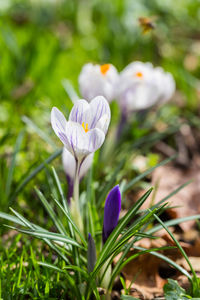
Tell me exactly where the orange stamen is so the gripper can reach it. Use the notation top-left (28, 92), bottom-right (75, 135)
top-left (82, 122), bottom-right (89, 133)
top-left (100, 64), bottom-right (110, 75)
top-left (135, 71), bottom-right (143, 78)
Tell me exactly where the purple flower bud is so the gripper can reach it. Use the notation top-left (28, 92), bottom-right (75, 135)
top-left (102, 185), bottom-right (121, 244)
top-left (87, 233), bottom-right (96, 273)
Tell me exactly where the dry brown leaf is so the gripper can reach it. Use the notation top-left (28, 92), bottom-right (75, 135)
top-left (142, 164), bottom-right (200, 231)
top-left (176, 256), bottom-right (200, 272)
top-left (183, 236), bottom-right (200, 257)
top-left (115, 238), bottom-right (182, 299)
top-left (122, 252), bottom-right (166, 299)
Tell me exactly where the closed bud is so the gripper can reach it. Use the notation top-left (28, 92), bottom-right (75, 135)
top-left (102, 185), bottom-right (121, 244)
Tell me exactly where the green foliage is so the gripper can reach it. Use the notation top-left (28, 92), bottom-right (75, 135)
top-left (0, 235), bottom-right (71, 298)
top-left (164, 279), bottom-right (196, 300)
top-left (1, 156), bottom-right (200, 298)
top-left (1, 0), bottom-right (200, 298)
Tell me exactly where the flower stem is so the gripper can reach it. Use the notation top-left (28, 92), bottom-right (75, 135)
top-left (71, 159), bottom-right (83, 233)
top-left (74, 159), bottom-right (80, 206)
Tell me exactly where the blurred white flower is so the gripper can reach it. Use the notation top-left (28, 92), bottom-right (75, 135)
top-left (62, 147), bottom-right (93, 180)
top-left (51, 96), bottom-right (111, 161)
top-left (79, 63), bottom-right (119, 102)
top-left (117, 61), bottom-right (175, 114)
top-left (153, 67), bottom-right (175, 105)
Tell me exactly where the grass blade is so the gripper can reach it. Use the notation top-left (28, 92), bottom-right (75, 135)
top-left (92, 188), bottom-right (153, 279)
top-left (147, 214), bottom-right (200, 236)
top-left (1, 209), bottom-right (70, 264)
top-left (37, 261), bottom-right (66, 273)
top-left (35, 187), bottom-right (67, 235)
top-left (51, 195), bottom-right (87, 247)
top-left (134, 245), bottom-right (191, 279)
top-left (22, 116), bottom-right (56, 149)
top-left (11, 148), bottom-right (62, 200)
top-left (51, 167), bottom-right (68, 215)
top-left (153, 213), bottom-right (197, 281)
top-left (62, 79), bottom-right (79, 103)
top-left (6, 130), bottom-right (24, 197)
top-left (0, 212), bottom-right (24, 226)
top-left (5, 226), bottom-right (84, 249)
top-left (123, 155), bottom-right (176, 193)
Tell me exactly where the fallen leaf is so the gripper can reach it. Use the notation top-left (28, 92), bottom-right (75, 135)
top-left (142, 164), bottom-right (200, 231)
top-left (176, 256), bottom-right (200, 272)
top-left (115, 238), bottom-right (182, 299)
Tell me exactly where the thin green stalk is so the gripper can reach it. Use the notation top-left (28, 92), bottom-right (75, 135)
top-left (153, 213), bottom-right (198, 283)
top-left (71, 159), bottom-right (83, 286)
top-left (71, 159), bottom-right (83, 233)
top-left (74, 160), bottom-right (80, 211)
top-left (6, 130), bottom-right (24, 198)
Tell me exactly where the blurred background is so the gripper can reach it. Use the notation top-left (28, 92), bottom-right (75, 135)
top-left (1, 0), bottom-right (200, 214)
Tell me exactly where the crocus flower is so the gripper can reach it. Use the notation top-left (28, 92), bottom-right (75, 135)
top-left (51, 95), bottom-right (111, 162)
top-left (79, 63), bottom-right (119, 102)
top-left (102, 185), bottom-right (121, 244)
top-left (62, 147), bottom-right (94, 200)
top-left (117, 61), bottom-right (175, 115)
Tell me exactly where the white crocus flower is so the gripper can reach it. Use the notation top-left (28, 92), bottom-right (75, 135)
top-left (117, 61), bottom-right (175, 114)
top-left (62, 147), bottom-right (94, 180)
top-left (78, 63), bottom-right (119, 102)
top-left (153, 67), bottom-right (175, 105)
top-left (51, 95), bottom-right (111, 162)
top-left (51, 96), bottom-right (110, 231)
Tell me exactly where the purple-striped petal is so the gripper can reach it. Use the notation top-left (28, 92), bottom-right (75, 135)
top-left (51, 97), bottom-right (110, 161)
top-left (69, 96), bottom-right (111, 135)
top-left (65, 121), bottom-right (105, 159)
top-left (89, 96), bottom-right (111, 133)
top-left (103, 185), bottom-right (121, 244)
top-left (51, 107), bottom-right (70, 146)
top-left (69, 99), bottom-right (90, 125)
top-left (87, 128), bottom-right (105, 153)
top-left (65, 121), bottom-right (89, 159)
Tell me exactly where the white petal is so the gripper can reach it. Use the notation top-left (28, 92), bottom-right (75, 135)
top-left (51, 107), bottom-right (69, 146)
top-left (79, 153), bottom-right (94, 179)
top-left (69, 96), bottom-right (111, 134)
top-left (69, 99), bottom-right (90, 125)
top-left (121, 61), bottom-right (153, 80)
top-left (160, 73), bottom-right (175, 104)
top-left (89, 96), bottom-right (111, 133)
top-left (65, 121), bottom-right (105, 159)
top-left (95, 114), bottom-right (110, 134)
top-left (87, 128), bottom-right (105, 153)
top-left (65, 121), bottom-right (90, 159)
top-left (62, 147), bottom-right (94, 180)
top-left (62, 147), bottom-right (76, 179)
top-left (78, 63), bottom-right (119, 102)
top-left (117, 61), bottom-right (175, 112)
